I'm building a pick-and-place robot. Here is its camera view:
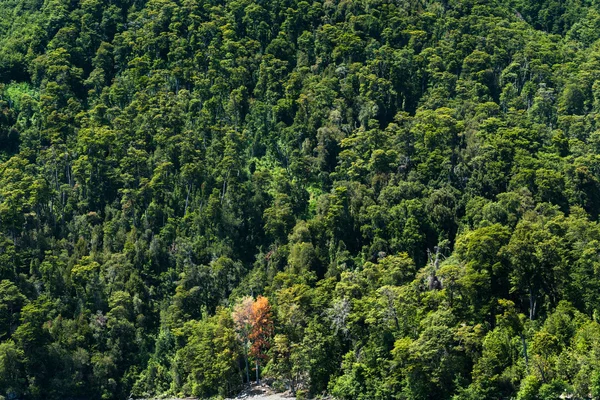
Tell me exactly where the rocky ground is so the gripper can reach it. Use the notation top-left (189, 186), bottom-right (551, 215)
top-left (134, 383), bottom-right (296, 400)
top-left (225, 384), bottom-right (295, 399)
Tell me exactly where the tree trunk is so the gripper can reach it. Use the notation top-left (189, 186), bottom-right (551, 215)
top-left (255, 359), bottom-right (259, 384)
top-left (245, 352), bottom-right (250, 384)
top-left (529, 288), bottom-right (537, 320)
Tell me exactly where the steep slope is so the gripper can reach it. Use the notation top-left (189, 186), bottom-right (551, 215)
top-left (1, 0), bottom-right (600, 399)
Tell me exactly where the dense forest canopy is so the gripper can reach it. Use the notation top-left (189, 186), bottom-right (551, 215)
top-left (2, 0), bottom-right (600, 398)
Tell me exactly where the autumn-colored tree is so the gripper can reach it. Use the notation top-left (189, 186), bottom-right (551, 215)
top-left (232, 296), bottom-right (274, 384)
top-left (249, 296), bottom-right (274, 384)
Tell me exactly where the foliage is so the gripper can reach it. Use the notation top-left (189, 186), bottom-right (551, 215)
top-left (1, 0), bottom-right (600, 398)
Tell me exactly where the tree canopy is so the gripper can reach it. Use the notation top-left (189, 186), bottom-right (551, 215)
top-left (2, 0), bottom-right (600, 398)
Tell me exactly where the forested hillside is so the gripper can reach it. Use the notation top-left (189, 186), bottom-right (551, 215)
top-left (2, 0), bottom-right (600, 398)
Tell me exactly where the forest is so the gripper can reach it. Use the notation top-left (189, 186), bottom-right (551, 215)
top-left (2, 0), bottom-right (600, 398)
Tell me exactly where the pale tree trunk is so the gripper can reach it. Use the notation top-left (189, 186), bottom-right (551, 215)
top-left (255, 359), bottom-right (259, 384)
top-left (529, 287), bottom-right (537, 320)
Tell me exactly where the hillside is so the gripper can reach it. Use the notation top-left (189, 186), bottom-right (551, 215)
top-left (2, 0), bottom-right (600, 399)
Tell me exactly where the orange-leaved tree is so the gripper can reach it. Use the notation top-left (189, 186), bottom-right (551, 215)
top-left (249, 295), bottom-right (274, 384)
top-left (232, 295), bottom-right (274, 385)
